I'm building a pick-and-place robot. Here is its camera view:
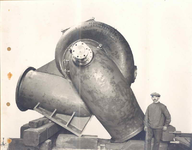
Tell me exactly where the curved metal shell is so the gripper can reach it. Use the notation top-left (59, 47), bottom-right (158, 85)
top-left (16, 67), bottom-right (91, 117)
top-left (68, 42), bottom-right (144, 142)
top-left (55, 20), bottom-right (135, 85)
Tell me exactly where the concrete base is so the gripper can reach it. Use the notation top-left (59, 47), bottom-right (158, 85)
top-left (99, 139), bottom-right (168, 150)
top-left (23, 122), bottom-right (61, 147)
top-left (8, 133), bottom-right (190, 150)
top-left (56, 134), bottom-right (98, 149)
top-left (8, 138), bottom-right (52, 150)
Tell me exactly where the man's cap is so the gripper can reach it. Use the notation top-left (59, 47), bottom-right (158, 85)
top-left (150, 92), bottom-right (161, 97)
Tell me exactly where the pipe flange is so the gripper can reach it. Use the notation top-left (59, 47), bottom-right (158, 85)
top-left (71, 41), bottom-right (93, 66)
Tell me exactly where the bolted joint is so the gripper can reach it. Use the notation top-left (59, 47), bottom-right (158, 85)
top-left (71, 41), bottom-right (93, 66)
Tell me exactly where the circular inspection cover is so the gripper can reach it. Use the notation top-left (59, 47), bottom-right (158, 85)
top-left (71, 41), bottom-right (93, 66)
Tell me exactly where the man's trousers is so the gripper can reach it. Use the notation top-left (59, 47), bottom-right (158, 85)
top-left (144, 127), bottom-right (163, 150)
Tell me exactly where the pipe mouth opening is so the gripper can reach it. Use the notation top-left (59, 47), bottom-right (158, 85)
top-left (110, 126), bottom-right (144, 143)
top-left (16, 67), bottom-right (36, 111)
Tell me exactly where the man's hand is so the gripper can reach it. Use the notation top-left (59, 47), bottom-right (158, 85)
top-left (163, 126), bottom-right (167, 131)
top-left (144, 126), bottom-right (147, 131)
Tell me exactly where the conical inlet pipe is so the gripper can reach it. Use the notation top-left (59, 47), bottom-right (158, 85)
top-left (16, 67), bottom-right (91, 117)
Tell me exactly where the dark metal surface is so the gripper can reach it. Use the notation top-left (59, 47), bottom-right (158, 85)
top-left (16, 67), bottom-right (91, 117)
top-left (68, 41), bottom-right (144, 142)
top-left (36, 60), bottom-right (63, 77)
top-left (55, 20), bottom-right (135, 85)
top-left (55, 20), bottom-right (144, 142)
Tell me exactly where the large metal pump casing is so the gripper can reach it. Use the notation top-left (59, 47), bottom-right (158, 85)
top-left (55, 20), bottom-right (144, 142)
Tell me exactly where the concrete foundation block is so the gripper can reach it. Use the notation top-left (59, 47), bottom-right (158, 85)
top-left (29, 117), bottom-right (49, 128)
top-left (20, 123), bottom-right (31, 138)
top-left (100, 139), bottom-right (168, 150)
top-left (56, 134), bottom-right (98, 149)
top-left (7, 138), bottom-right (39, 150)
top-left (39, 139), bottom-right (52, 150)
top-left (23, 122), bottom-right (61, 147)
top-left (8, 138), bottom-right (53, 150)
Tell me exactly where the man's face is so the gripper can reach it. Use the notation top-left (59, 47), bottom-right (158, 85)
top-left (151, 96), bottom-right (160, 103)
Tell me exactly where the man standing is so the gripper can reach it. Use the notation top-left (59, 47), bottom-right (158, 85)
top-left (144, 92), bottom-right (171, 150)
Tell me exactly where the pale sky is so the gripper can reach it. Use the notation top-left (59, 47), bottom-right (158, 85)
top-left (1, 0), bottom-right (192, 141)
